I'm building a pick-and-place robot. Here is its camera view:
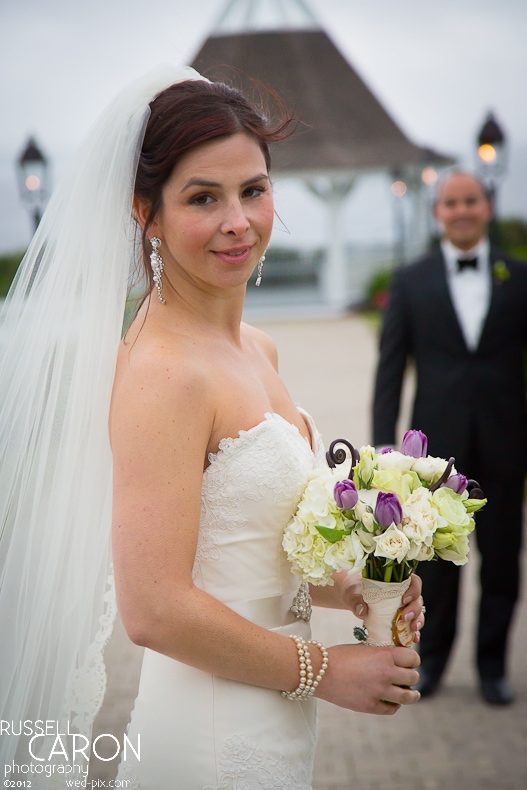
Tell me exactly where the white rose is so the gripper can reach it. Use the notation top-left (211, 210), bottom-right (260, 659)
top-left (411, 455), bottom-right (449, 484)
top-left (376, 450), bottom-right (415, 472)
top-left (326, 532), bottom-right (367, 575)
top-left (406, 540), bottom-right (435, 562)
top-left (401, 487), bottom-right (444, 544)
top-left (373, 524), bottom-right (410, 563)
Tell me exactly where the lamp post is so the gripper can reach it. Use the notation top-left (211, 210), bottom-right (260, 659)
top-left (17, 137), bottom-right (48, 234)
top-left (476, 112), bottom-right (507, 245)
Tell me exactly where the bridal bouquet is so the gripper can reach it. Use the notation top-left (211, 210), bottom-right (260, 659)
top-left (283, 431), bottom-right (486, 646)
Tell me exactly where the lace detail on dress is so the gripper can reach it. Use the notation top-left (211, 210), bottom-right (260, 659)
top-left (116, 759), bottom-right (141, 789)
top-left (194, 414), bottom-right (315, 577)
top-left (203, 734), bottom-right (312, 790)
top-left (67, 569), bottom-right (118, 734)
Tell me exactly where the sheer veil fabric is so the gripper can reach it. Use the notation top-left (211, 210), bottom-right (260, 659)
top-left (0, 65), bottom-right (204, 770)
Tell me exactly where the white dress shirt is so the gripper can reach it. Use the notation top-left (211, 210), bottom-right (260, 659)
top-left (441, 238), bottom-right (491, 351)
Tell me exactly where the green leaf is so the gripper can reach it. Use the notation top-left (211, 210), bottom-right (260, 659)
top-left (315, 525), bottom-right (351, 543)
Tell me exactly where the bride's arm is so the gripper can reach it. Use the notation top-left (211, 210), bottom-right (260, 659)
top-left (111, 341), bottom-right (309, 690)
top-left (110, 342), bottom-right (420, 714)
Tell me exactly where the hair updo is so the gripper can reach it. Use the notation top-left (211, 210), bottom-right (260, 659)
top-left (133, 79), bottom-right (293, 291)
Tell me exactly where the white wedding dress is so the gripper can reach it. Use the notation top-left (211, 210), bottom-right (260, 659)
top-left (117, 410), bottom-right (325, 790)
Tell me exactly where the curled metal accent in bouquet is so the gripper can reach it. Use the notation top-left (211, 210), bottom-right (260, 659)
top-left (326, 438), bottom-right (360, 477)
top-left (283, 430), bottom-right (487, 647)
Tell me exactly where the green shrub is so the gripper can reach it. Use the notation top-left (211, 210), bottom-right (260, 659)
top-left (0, 252), bottom-right (25, 297)
top-left (366, 267), bottom-right (393, 310)
top-left (498, 218), bottom-right (527, 252)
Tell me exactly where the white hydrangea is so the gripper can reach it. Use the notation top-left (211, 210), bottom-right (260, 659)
top-left (282, 467), bottom-right (354, 585)
top-left (282, 517), bottom-right (335, 585)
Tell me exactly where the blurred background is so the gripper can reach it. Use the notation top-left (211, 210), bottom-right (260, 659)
top-left (3, 3), bottom-right (527, 787)
top-left (2, 0), bottom-right (527, 310)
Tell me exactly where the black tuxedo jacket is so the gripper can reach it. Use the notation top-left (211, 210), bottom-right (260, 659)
top-left (372, 246), bottom-right (527, 474)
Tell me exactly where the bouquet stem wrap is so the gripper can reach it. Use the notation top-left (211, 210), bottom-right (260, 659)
top-left (361, 577), bottom-right (413, 647)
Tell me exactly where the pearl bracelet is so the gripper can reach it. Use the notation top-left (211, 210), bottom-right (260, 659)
top-left (281, 634), bottom-right (329, 700)
top-left (307, 639), bottom-right (329, 690)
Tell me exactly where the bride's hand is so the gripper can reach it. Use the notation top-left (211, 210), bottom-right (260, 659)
top-left (338, 572), bottom-right (425, 643)
top-left (314, 643), bottom-right (420, 714)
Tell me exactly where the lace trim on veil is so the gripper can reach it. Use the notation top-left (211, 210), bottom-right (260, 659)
top-left (116, 761), bottom-right (141, 790)
top-left (68, 569), bottom-right (118, 733)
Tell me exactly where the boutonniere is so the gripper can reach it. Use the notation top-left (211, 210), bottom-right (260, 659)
top-left (492, 260), bottom-right (510, 285)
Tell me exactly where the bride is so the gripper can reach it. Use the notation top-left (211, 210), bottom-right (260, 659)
top-left (0, 67), bottom-right (423, 789)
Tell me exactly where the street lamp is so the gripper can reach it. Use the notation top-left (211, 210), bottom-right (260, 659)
top-left (17, 137), bottom-right (49, 233)
top-left (476, 112), bottom-right (506, 243)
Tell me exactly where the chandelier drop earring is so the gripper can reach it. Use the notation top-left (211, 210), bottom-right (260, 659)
top-left (150, 236), bottom-right (166, 304)
top-left (255, 253), bottom-right (265, 287)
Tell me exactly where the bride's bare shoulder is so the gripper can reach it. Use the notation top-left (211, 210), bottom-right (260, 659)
top-left (112, 315), bottom-right (211, 420)
top-left (242, 322), bottom-right (278, 370)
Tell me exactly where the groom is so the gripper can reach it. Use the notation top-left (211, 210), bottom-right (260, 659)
top-left (372, 171), bottom-right (527, 704)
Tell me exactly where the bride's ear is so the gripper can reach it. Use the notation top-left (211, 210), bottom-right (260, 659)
top-left (133, 195), bottom-right (153, 232)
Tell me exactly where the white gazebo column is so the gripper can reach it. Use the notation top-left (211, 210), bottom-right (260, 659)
top-left (306, 176), bottom-right (355, 308)
top-left (405, 167), bottom-right (433, 260)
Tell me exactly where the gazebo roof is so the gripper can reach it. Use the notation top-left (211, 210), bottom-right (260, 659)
top-left (213, 0), bottom-right (319, 33)
top-left (191, 2), bottom-right (452, 175)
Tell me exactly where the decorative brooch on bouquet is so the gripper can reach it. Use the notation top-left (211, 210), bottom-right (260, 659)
top-left (283, 431), bottom-right (486, 647)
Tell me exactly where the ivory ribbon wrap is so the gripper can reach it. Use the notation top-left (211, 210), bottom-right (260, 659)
top-left (361, 577), bottom-right (413, 647)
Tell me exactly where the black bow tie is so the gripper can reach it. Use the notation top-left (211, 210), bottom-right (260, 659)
top-left (457, 257), bottom-right (478, 271)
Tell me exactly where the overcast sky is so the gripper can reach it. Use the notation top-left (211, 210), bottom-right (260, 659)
top-left (1, 0), bottom-right (526, 252)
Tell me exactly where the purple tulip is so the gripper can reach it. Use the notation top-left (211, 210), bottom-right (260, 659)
top-left (334, 479), bottom-right (358, 511)
top-left (400, 429), bottom-right (428, 458)
top-left (444, 473), bottom-right (467, 494)
top-left (375, 491), bottom-right (403, 527)
top-left (380, 447), bottom-right (393, 454)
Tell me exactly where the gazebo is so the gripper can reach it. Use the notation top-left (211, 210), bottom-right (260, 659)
top-left (191, 0), bottom-right (452, 306)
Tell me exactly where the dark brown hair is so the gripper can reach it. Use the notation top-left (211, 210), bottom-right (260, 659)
top-left (133, 78), bottom-right (294, 292)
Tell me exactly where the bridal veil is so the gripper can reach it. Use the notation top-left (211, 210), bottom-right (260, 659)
top-left (0, 64), bottom-right (204, 768)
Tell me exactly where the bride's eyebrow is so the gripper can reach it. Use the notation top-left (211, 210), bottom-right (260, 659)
top-left (181, 174), bottom-right (269, 192)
